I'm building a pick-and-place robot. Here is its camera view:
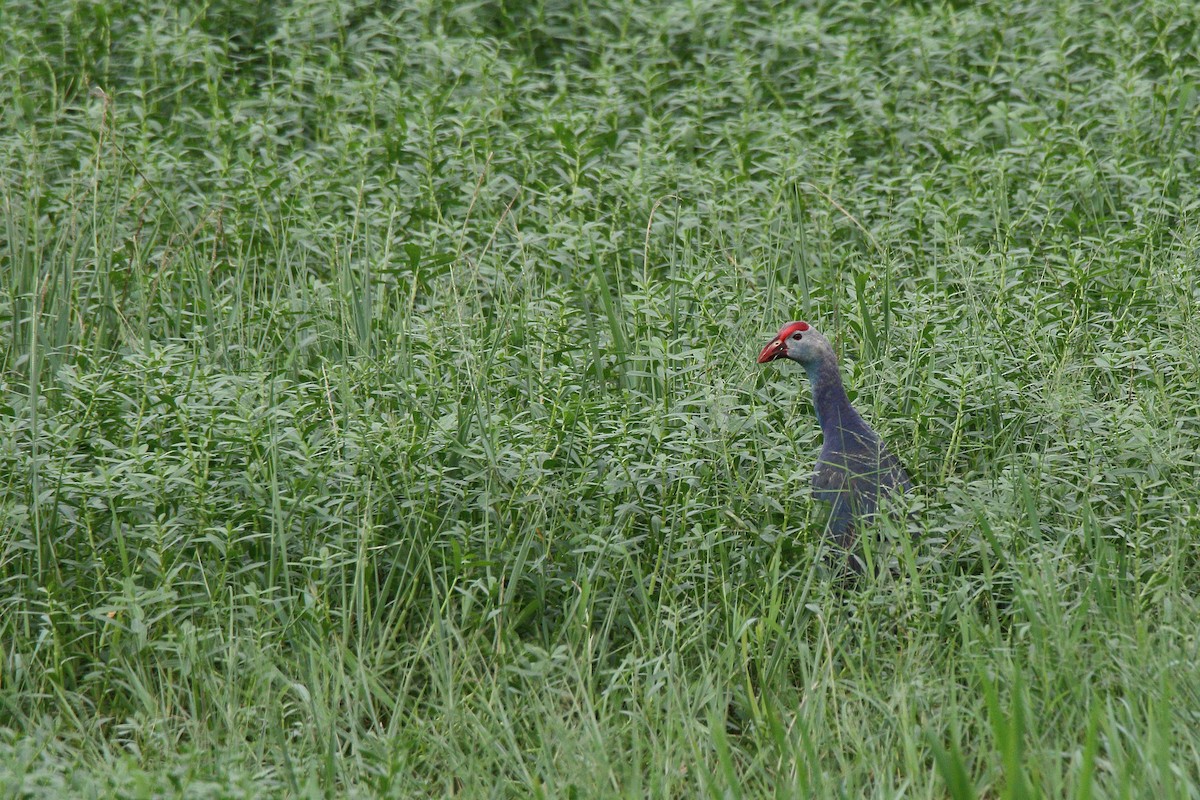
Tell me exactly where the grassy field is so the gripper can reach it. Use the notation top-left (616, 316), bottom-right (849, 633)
top-left (3, 0), bottom-right (1200, 796)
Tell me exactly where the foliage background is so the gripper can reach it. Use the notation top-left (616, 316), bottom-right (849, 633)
top-left (2, 0), bottom-right (1200, 796)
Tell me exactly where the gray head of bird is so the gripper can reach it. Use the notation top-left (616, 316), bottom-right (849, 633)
top-left (756, 321), bottom-right (836, 369)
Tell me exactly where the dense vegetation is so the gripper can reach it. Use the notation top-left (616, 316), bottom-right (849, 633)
top-left (3, 0), bottom-right (1200, 796)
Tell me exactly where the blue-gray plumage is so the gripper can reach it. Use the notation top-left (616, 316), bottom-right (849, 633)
top-left (758, 321), bottom-right (911, 568)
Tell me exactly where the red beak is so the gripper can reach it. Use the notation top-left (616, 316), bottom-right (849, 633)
top-left (757, 338), bottom-right (785, 364)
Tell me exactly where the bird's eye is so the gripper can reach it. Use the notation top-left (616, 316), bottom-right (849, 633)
top-left (791, 333), bottom-right (803, 340)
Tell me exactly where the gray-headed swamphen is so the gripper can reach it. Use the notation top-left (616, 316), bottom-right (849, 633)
top-left (757, 321), bottom-right (912, 570)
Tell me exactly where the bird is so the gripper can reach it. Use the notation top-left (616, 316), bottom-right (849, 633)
top-left (757, 321), bottom-right (912, 571)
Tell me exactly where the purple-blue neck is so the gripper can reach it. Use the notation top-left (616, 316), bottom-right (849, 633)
top-left (804, 358), bottom-right (868, 438)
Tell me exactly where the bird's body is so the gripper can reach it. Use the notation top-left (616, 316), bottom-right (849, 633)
top-left (758, 321), bottom-right (911, 566)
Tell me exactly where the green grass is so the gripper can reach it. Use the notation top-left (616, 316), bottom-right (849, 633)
top-left (3, 0), bottom-right (1200, 796)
